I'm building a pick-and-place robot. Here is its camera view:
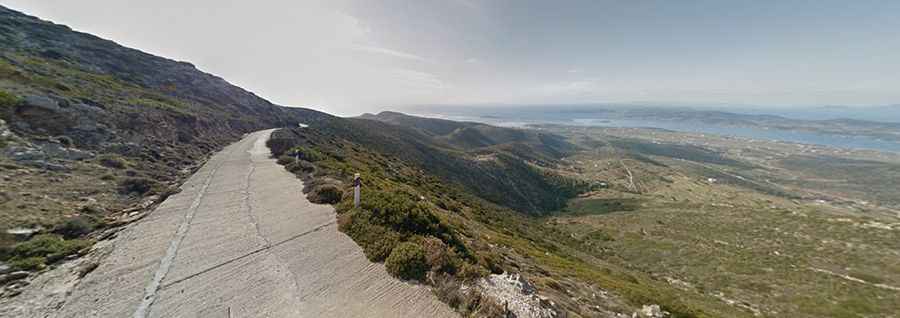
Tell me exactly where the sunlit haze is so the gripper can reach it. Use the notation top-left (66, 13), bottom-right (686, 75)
top-left (3, 0), bottom-right (898, 115)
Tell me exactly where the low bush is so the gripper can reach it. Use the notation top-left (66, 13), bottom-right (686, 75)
top-left (360, 190), bottom-right (443, 235)
top-left (80, 205), bottom-right (104, 215)
top-left (0, 90), bottom-right (20, 108)
top-left (385, 242), bottom-right (428, 281)
top-left (10, 256), bottom-right (46, 271)
top-left (338, 211), bottom-right (401, 261)
top-left (422, 236), bottom-right (454, 273)
top-left (53, 215), bottom-right (98, 239)
top-left (119, 177), bottom-right (159, 195)
top-left (98, 154), bottom-right (129, 169)
top-left (471, 295), bottom-right (509, 318)
top-left (457, 261), bottom-right (490, 282)
top-left (265, 137), bottom-right (296, 157)
top-left (9, 234), bottom-right (92, 269)
top-left (286, 160), bottom-right (316, 174)
top-left (289, 146), bottom-right (326, 162)
top-left (56, 135), bottom-right (74, 147)
top-left (276, 155), bottom-right (295, 165)
top-left (308, 184), bottom-right (343, 204)
top-left (433, 275), bottom-right (465, 309)
top-left (0, 232), bottom-right (14, 261)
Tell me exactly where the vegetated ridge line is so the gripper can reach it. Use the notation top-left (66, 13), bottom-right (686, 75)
top-left (132, 144), bottom-right (240, 318)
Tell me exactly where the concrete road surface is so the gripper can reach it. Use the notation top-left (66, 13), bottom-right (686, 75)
top-left (40, 129), bottom-right (457, 318)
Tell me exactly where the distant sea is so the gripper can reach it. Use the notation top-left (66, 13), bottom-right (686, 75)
top-left (407, 106), bottom-right (900, 153)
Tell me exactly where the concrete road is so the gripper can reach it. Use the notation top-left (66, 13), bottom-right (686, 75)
top-left (51, 130), bottom-right (457, 317)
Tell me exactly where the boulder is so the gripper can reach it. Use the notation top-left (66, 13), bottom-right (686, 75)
top-left (635, 304), bottom-right (668, 318)
top-left (478, 273), bottom-right (558, 318)
top-left (6, 146), bottom-right (43, 161)
top-left (22, 95), bottom-right (60, 112)
top-left (36, 142), bottom-right (94, 160)
top-left (0, 119), bottom-right (11, 138)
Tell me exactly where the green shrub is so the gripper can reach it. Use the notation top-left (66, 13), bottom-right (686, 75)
top-left (0, 90), bottom-right (20, 108)
top-left (360, 190), bottom-right (442, 235)
top-left (10, 256), bottom-right (46, 271)
top-left (0, 232), bottom-right (14, 261)
top-left (98, 154), bottom-right (129, 169)
top-left (337, 212), bottom-right (401, 261)
top-left (422, 236), bottom-right (454, 273)
top-left (56, 135), bottom-right (74, 147)
top-left (53, 215), bottom-right (98, 239)
top-left (286, 160), bottom-right (315, 174)
top-left (276, 155), bottom-right (296, 165)
top-left (457, 262), bottom-right (489, 282)
top-left (331, 185), bottom-right (472, 265)
top-left (80, 205), bottom-right (104, 215)
top-left (289, 146), bottom-right (326, 162)
top-left (385, 242), bottom-right (428, 281)
top-left (433, 275), bottom-right (465, 309)
top-left (11, 234), bottom-right (91, 264)
top-left (119, 177), bottom-right (159, 194)
top-left (266, 137), bottom-right (296, 157)
top-left (308, 184), bottom-right (343, 204)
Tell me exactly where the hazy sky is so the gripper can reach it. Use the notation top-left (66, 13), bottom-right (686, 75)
top-left (3, 0), bottom-right (899, 115)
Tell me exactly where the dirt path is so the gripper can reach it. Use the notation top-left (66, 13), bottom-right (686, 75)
top-left (2, 130), bottom-right (456, 318)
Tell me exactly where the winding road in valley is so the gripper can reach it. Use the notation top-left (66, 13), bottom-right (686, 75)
top-left (9, 130), bottom-right (456, 318)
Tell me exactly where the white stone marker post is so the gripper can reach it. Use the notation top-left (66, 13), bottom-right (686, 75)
top-left (353, 173), bottom-right (362, 208)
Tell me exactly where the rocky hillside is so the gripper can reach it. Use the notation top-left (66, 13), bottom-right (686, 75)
top-left (283, 112), bottom-right (587, 214)
top-left (0, 6), bottom-right (325, 269)
top-left (361, 111), bottom-right (576, 161)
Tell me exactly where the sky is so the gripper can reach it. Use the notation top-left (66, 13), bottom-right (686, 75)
top-left (2, 0), bottom-right (899, 115)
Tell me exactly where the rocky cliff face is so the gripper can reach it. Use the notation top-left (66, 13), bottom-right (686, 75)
top-left (0, 5), bottom-right (328, 252)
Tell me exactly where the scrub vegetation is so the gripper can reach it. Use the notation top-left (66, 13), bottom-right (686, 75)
top-left (268, 113), bottom-right (746, 318)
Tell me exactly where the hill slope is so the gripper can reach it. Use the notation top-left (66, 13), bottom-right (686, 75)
top-left (267, 114), bottom-right (749, 317)
top-left (0, 5), bottom-right (326, 266)
top-left (301, 112), bottom-right (585, 214)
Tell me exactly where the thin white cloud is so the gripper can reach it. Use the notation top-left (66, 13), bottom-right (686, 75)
top-left (351, 45), bottom-right (427, 62)
top-left (384, 68), bottom-right (446, 91)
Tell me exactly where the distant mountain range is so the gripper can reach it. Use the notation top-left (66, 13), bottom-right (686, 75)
top-left (405, 104), bottom-right (900, 144)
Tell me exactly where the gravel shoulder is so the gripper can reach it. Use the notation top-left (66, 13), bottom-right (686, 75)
top-left (1, 129), bottom-right (456, 318)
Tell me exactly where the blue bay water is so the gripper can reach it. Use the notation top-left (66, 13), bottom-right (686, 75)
top-left (413, 112), bottom-right (900, 153)
top-left (572, 118), bottom-right (900, 153)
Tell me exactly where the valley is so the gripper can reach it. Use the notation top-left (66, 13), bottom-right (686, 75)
top-left (539, 124), bottom-right (900, 317)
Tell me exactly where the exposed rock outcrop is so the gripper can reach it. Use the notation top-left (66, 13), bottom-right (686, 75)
top-left (477, 273), bottom-right (558, 318)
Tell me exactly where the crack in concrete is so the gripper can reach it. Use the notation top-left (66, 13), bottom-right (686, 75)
top-left (242, 138), bottom-right (304, 307)
top-left (157, 220), bottom-right (336, 291)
